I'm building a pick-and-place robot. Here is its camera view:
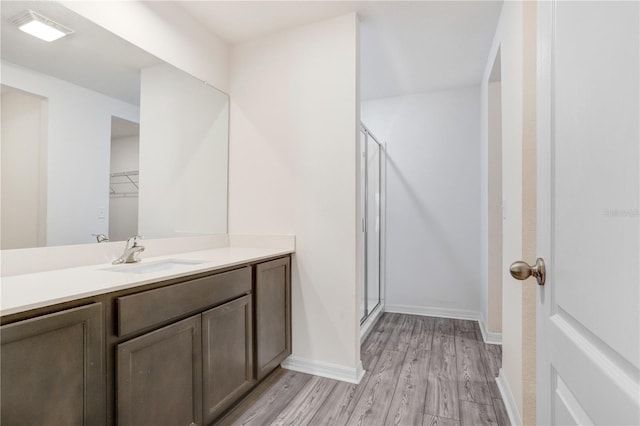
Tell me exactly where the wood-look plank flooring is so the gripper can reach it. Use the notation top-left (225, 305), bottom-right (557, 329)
top-left (216, 313), bottom-right (509, 426)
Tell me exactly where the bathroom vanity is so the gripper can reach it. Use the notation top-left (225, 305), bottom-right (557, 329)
top-left (0, 250), bottom-right (291, 426)
top-left (1, 2), bottom-right (294, 424)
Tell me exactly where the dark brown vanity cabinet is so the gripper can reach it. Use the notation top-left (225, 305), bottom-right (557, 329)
top-left (115, 267), bottom-right (254, 426)
top-left (0, 303), bottom-right (104, 426)
top-left (0, 255), bottom-right (291, 426)
top-left (255, 257), bottom-right (291, 380)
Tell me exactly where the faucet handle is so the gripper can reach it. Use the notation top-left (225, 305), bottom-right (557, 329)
top-left (92, 233), bottom-right (109, 243)
top-left (126, 235), bottom-right (144, 248)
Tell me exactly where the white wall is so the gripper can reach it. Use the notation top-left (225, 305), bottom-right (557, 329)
top-left (362, 87), bottom-right (481, 315)
top-left (1, 62), bottom-right (139, 246)
top-left (1, 89), bottom-right (47, 249)
top-left (228, 14), bottom-right (360, 373)
top-left (109, 135), bottom-right (139, 242)
top-left (138, 63), bottom-right (228, 238)
top-left (480, 1), bottom-right (536, 423)
top-left (61, 1), bottom-right (229, 94)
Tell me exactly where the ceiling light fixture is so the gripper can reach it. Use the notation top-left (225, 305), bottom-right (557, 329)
top-left (10, 10), bottom-right (74, 42)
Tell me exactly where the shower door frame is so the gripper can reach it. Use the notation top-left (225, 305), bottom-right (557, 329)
top-left (360, 123), bottom-right (383, 325)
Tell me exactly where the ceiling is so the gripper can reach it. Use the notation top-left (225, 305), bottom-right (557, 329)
top-left (1, 1), bottom-right (502, 103)
top-left (177, 1), bottom-right (503, 100)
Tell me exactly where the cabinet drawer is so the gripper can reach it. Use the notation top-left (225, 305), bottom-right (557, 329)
top-left (117, 267), bottom-right (251, 336)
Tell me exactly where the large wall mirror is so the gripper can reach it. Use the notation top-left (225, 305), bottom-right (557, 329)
top-left (0, 1), bottom-right (229, 249)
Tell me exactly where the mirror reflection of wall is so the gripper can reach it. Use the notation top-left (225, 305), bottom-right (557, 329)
top-left (1, 61), bottom-right (140, 248)
top-left (109, 117), bottom-right (140, 242)
top-left (138, 63), bottom-right (229, 239)
top-left (0, 0), bottom-right (230, 249)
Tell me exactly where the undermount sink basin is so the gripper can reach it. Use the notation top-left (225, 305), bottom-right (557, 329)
top-left (104, 259), bottom-right (206, 274)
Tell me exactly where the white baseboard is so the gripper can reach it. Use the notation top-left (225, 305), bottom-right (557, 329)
top-left (496, 368), bottom-right (522, 426)
top-left (360, 304), bottom-right (384, 343)
top-left (385, 304), bottom-right (479, 321)
top-left (478, 313), bottom-right (503, 345)
top-left (282, 305), bottom-right (503, 387)
top-left (385, 304), bottom-right (503, 345)
top-left (281, 356), bottom-right (365, 384)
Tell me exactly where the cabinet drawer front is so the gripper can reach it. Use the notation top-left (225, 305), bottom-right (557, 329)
top-left (117, 267), bottom-right (251, 336)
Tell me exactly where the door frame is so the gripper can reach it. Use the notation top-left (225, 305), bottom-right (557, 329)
top-left (535, 0), bottom-right (553, 422)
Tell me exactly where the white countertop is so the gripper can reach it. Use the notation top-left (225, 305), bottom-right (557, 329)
top-left (1, 246), bottom-right (293, 317)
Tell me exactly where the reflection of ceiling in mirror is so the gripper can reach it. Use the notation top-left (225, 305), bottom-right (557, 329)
top-left (0, 1), bottom-right (162, 105)
top-left (111, 117), bottom-right (140, 139)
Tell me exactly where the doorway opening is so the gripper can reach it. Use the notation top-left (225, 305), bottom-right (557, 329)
top-left (487, 48), bottom-right (503, 337)
top-left (0, 85), bottom-right (48, 249)
top-left (109, 116), bottom-right (140, 242)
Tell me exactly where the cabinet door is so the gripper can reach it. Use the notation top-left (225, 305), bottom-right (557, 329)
top-left (1, 303), bottom-right (104, 426)
top-left (255, 257), bottom-right (291, 380)
top-left (202, 295), bottom-right (253, 424)
top-left (117, 315), bottom-right (202, 426)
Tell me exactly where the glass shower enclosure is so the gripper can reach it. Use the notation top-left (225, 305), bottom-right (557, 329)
top-left (359, 123), bottom-right (382, 324)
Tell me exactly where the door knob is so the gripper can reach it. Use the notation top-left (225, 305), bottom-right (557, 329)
top-left (510, 258), bottom-right (546, 286)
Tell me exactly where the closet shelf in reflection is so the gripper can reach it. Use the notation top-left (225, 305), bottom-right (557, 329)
top-left (110, 170), bottom-right (139, 198)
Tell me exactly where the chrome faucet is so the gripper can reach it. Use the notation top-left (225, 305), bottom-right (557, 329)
top-left (113, 235), bottom-right (145, 264)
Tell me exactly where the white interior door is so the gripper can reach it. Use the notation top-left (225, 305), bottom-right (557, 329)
top-left (537, 1), bottom-right (639, 425)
